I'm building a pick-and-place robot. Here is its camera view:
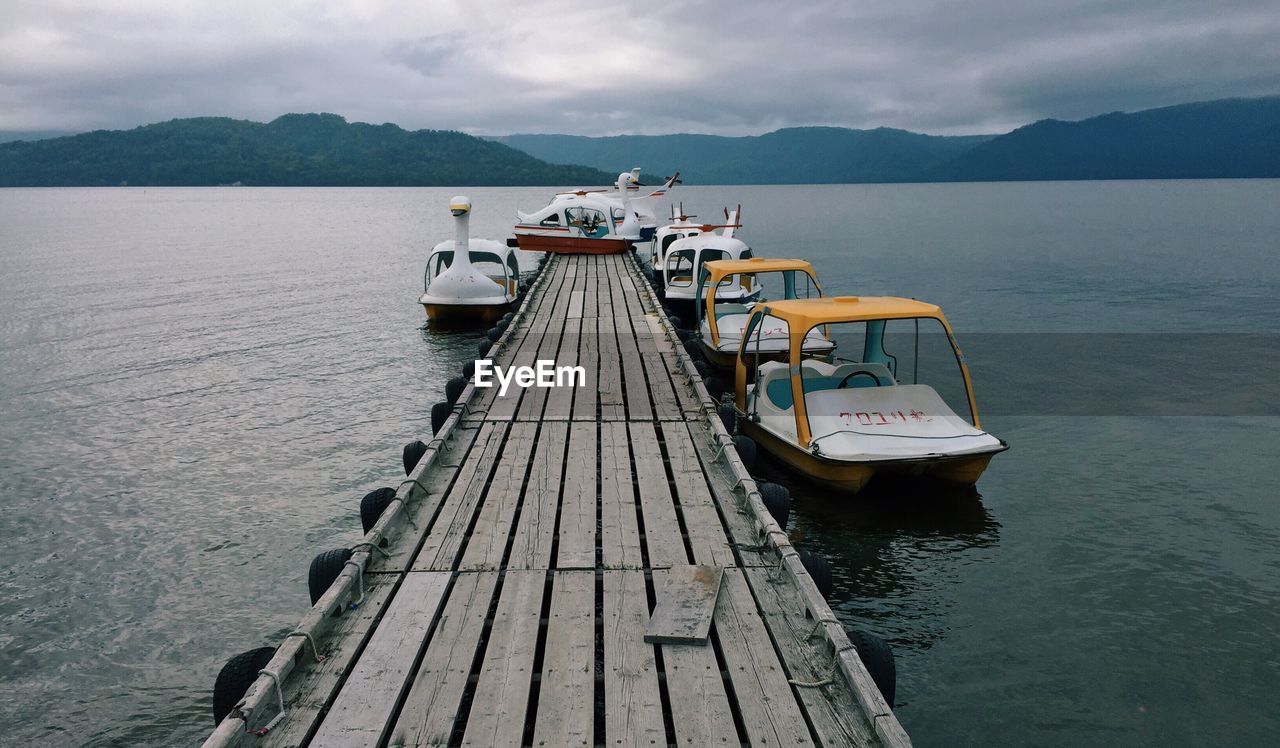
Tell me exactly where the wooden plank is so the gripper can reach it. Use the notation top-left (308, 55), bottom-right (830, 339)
top-left (632, 315), bottom-right (683, 421)
top-left (567, 289), bottom-right (585, 318)
top-left (516, 268), bottom-right (577, 421)
top-left (460, 570), bottom-right (547, 747)
top-left (543, 316), bottom-right (580, 420)
top-left (627, 421), bottom-right (688, 568)
top-left (682, 419), bottom-right (774, 567)
top-left (660, 422), bottom-right (741, 568)
top-left (603, 570), bottom-right (666, 747)
top-left (644, 565), bottom-right (722, 644)
top-left (459, 422), bottom-right (537, 571)
top-left (489, 261), bottom-right (571, 421)
top-left (596, 315), bottom-right (627, 421)
top-left (532, 570), bottom-right (595, 747)
top-left (387, 572), bottom-right (500, 748)
top-left (714, 569), bottom-right (815, 746)
top-left (309, 572), bottom-right (453, 747)
top-left (411, 423), bottom-right (508, 571)
top-left (258, 577), bottom-right (396, 748)
top-left (506, 421), bottom-right (568, 570)
top-left (599, 421), bottom-right (643, 569)
top-left (615, 312), bottom-right (654, 421)
top-left (650, 569), bottom-right (738, 747)
top-left (745, 566), bottom-right (879, 747)
top-left (556, 421), bottom-right (598, 569)
top-left (572, 315), bottom-right (600, 421)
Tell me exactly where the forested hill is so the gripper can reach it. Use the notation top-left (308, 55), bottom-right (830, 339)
top-left (0, 114), bottom-right (612, 187)
top-left (925, 96), bottom-right (1280, 181)
top-left (494, 128), bottom-right (992, 184)
top-left (497, 96), bottom-right (1280, 183)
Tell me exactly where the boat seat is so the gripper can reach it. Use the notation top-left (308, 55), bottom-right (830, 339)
top-left (763, 362), bottom-right (895, 411)
top-left (714, 303), bottom-right (752, 319)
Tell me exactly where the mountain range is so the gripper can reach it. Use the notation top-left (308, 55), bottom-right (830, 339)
top-left (0, 114), bottom-right (611, 187)
top-left (496, 97), bottom-right (1280, 183)
top-left (1, 96), bottom-right (1277, 186)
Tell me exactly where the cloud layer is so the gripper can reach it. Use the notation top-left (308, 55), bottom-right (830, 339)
top-left (2, 0), bottom-right (1278, 135)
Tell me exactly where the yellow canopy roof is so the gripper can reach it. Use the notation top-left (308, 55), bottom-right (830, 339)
top-left (702, 257), bottom-right (815, 284)
top-left (758, 296), bottom-right (945, 325)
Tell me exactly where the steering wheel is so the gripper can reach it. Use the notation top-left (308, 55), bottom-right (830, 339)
top-left (836, 370), bottom-right (883, 389)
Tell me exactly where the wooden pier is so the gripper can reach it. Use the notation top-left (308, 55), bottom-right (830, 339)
top-left (206, 253), bottom-right (910, 747)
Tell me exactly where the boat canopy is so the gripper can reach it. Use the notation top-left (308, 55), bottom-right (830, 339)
top-left (755, 296), bottom-right (946, 326)
top-left (703, 257), bottom-right (819, 280)
top-left (698, 258), bottom-right (823, 346)
top-left (735, 296), bottom-right (980, 446)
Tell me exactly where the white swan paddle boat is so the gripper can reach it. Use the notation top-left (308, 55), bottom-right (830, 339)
top-left (646, 202), bottom-right (705, 272)
top-left (511, 171), bottom-right (680, 254)
top-left (419, 196), bottom-right (521, 325)
top-left (694, 257), bottom-right (833, 370)
top-left (730, 296), bottom-right (1007, 494)
top-left (658, 206), bottom-right (755, 322)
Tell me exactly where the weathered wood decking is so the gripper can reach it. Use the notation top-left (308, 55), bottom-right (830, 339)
top-left (206, 253), bottom-right (910, 747)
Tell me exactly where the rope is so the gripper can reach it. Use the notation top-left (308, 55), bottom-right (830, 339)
top-left (343, 559), bottom-right (364, 609)
top-left (283, 631), bottom-right (326, 663)
top-left (350, 541), bottom-right (391, 558)
top-left (398, 477), bottom-right (430, 495)
top-left (788, 675), bottom-right (835, 689)
top-left (808, 616), bottom-right (841, 640)
top-left (249, 669), bottom-right (287, 736)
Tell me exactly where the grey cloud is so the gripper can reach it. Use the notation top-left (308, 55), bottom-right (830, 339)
top-left (0, 0), bottom-right (1276, 136)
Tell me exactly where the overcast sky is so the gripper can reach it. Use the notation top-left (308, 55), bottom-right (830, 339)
top-left (2, 0), bottom-right (1278, 136)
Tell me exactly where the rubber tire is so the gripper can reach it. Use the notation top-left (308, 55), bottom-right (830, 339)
top-left (693, 360), bottom-right (711, 378)
top-left (213, 646), bottom-right (276, 724)
top-left (431, 401), bottom-right (451, 435)
top-left (502, 312), bottom-right (515, 323)
top-left (797, 548), bottom-right (834, 599)
top-left (732, 434), bottom-right (757, 471)
top-left (759, 482), bottom-right (791, 528)
top-left (445, 376), bottom-right (467, 406)
top-left (667, 314), bottom-right (682, 329)
top-left (676, 329), bottom-right (692, 342)
top-left (477, 339), bottom-right (492, 357)
top-left (360, 487), bottom-right (397, 533)
top-left (683, 338), bottom-right (704, 361)
top-left (402, 439), bottom-right (428, 475)
top-left (308, 547), bottom-right (353, 605)
top-left (846, 628), bottom-right (896, 706)
top-left (717, 403), bottom-right (737, 435)
top-left (495, 318), bottom-right (509, 333)
top-left (705, 376), bottom-right (725, 400)
top-left (463, 360), bottom-right (477, 380)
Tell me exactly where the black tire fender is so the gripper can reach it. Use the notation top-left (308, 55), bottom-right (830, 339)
top-left (308, 547), bottom-right (353, 605)
top-left (212, 646), bottom-right (276, 724)
top-left (759, 482), bottom-right (791, 528)
top-left (797, 548), bottom-right (834, 599)
top-left (360, 487), bottom-right (397, 533)
top-left (430, 401), bottom-right (451, 435)
top-left (403, 439), bottom-right (427, 475)
top-left (846, 628), bottom-right (896, 706)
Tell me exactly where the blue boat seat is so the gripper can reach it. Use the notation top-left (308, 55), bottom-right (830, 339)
top-left (764, 362), bottom-right (896, 411)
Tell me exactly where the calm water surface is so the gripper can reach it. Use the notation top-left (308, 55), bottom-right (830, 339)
top-left (1, 182), bottom-right (1278, 746)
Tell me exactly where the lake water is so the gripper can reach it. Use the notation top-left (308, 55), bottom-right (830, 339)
top-left (1, 182), bottom-right (1278, 746)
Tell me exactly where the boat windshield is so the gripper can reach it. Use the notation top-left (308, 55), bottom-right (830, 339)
top-left (424, 250), bottom-right (514, 293)
top-left (806, 317), bottom-right (975, 424)
top-left (565, 207), bottom-right (609, 238)
top-left (666, 249), bottom-right (696, 287)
